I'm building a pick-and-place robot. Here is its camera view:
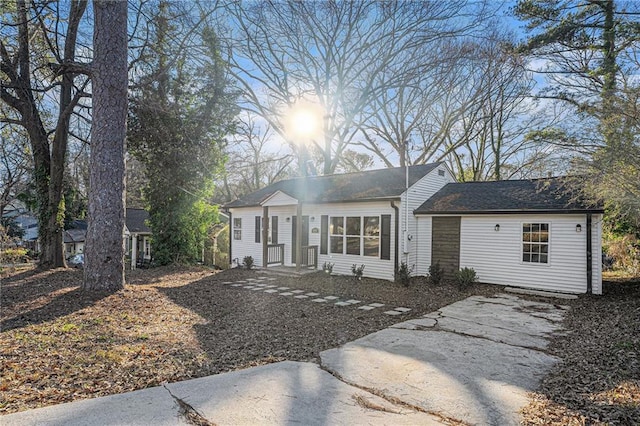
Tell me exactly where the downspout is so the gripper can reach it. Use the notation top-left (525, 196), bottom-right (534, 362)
top-left (226, 209), bottom-right (233, 268)
top-left (586, 213), bottom-right (592, 294)
top-left (391, 201), bottom-right (400, 279)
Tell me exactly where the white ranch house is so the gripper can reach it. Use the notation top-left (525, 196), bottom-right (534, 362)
top-left (224, 163), bottom-right (603, 295)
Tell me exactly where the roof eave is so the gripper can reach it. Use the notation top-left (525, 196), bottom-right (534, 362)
top-left (414, 208), bottom-right (605, 215)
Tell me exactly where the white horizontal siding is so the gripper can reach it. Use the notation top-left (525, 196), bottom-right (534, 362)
top-left (401, 166), bottom-right (455, 271)
top-left (228, 207), bottom-right (264, 267)
top-left (415, 216), bottom-right (432, 276)
top-left (458, 214), bottom-right (601, 294)
top-left (262, 191), bottom-right (298, 206)
top-left (231, 202), bottom-right (399, 281)
top-left (307, 201), bottom-right (397, 281)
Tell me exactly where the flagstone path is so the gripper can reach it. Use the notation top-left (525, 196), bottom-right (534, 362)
top-left (220, 276), bottom-right (412, 315)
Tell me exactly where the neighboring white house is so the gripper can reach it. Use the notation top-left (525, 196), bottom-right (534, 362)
top-left (225, 164), bottom-right (603, 295)
top-left (124, 208), bottom-right (152, 269)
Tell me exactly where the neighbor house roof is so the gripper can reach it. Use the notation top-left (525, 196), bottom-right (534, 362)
top-left (414, 178), bottom-right (603, 214)
top-left (126, 208), bottom-right (151, 233)
top-left (63, 228), bottom-right (86, 243)
top-left (225, 163), bottom-right (443, 208)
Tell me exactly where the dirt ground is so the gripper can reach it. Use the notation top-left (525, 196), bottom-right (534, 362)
top-left (1, 266), bottom-right (638, 424)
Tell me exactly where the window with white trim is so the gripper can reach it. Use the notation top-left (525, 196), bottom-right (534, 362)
top-left (522, 223), bottom-right (549, 263)
top-left (330, 217), bottom-right (344, 254)
top-left (233, 217), bottom-right (242, 240)
top-left (329, 216), bottom-right (380, 257)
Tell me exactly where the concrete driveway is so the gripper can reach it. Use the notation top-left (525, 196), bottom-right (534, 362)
top-left (2, 293), bottom-right (567, 425)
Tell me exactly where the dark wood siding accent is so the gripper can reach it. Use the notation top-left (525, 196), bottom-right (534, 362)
top-left (320, 215), bottom-right (328, 254)
top-left (381, 214), bottom-right (391, 260)
top-left (431, 216), bottom-right (461, 280)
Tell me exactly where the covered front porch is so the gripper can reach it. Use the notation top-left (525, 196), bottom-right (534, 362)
top-left (257, 191), bottom-right (318, 271)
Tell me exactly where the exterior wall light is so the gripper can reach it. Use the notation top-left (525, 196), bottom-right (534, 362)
top-left (576, 224), bottom-right (582, 232)
top-left (494, 224), bottom-right (500, 232)
top-left (286, 217), bottom-right (291, 223)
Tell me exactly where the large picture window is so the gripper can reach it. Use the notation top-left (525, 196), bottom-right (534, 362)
top-left (523, 223), bottom-right (549, 263)
top-left (329, 216), bottom-right (380, 257)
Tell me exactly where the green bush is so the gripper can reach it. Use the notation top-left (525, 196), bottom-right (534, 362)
top-left (351, 264), bottom-right (365, 281)
top-left (1, 247), bottom-right (29, 263)
top-left (242, 256), bottom-right (254, 270)
top-left (428, 261), bottom-right (444, 285)
top-left (455, 267), bottom-right (478, 290)
top-left (396, 261), bottom-right (414, 287)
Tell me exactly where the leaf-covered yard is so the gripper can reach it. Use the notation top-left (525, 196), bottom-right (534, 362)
top-left (1, 266), bottom-right (638, 424)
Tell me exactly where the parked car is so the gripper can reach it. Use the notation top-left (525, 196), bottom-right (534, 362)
top-left (67, 253), bottom-right (84, 268)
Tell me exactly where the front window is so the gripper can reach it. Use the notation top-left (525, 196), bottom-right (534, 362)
top-left (233, 217), bottom-right (242, 240)
top-left (329, 216), bottom-right (380, 257)
top-left (523, 223), bottom-right (549, 263)
top-left (345, 217), bottom-right (361, 255)
top-left (363, 216), bottom-right (380, 257)
top-left (330, 217), bottom-right (344, 253)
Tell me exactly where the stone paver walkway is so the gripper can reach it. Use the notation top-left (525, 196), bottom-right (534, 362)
top-left (220, 276), bottom-right (412, 315)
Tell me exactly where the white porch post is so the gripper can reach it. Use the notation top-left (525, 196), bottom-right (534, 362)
top-left (295, 202), bottom-right (302, 271)
top-left (131, 235), bottom-right (138, 270)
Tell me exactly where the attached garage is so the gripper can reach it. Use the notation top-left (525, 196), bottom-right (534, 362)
top-left (415, 178), bottom-right (603, 295)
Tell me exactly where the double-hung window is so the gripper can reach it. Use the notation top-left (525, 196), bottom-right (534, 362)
top-left (233, 218), bottom-right (242, 240)
top-left (522, 223), bottom-right (549, 263)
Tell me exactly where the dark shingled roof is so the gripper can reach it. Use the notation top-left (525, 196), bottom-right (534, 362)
top-left (126, 208), bottom-right (151, 233)
top-left (225, 163), bottom-right (443, 208)
top-left (415, 178), bottom-right (603, 214)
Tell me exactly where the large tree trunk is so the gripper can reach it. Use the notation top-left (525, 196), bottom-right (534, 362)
top-left (83, 0), bottom-right (128, 291)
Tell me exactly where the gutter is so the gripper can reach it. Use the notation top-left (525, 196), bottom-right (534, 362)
top-left (391, 201), bottom-right (400, 278)
top-left (414, 208), bottom-right (605, 215)
top-left (587, 213), bottom-right (592, 294)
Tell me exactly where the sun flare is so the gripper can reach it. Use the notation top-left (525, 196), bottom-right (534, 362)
top-left (285, 101), bottom-right (324, 142)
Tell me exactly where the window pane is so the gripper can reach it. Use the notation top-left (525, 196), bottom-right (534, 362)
top-left (532, 223), bottom-right (540, 233)
top-left (364, 237), bottom-right (379, 256)
top-left (540, 254), bottom-right (548, 263)
top-left (234, 218), bottom-right (242, 229)
top-left (346, 217), bottom-right (361, 235)
top-left (523, 232), bottom-right (531, 242)
top-left (523, 244), bottom-right (531, 254)
top-left (541, 244), bottom-right (548, 254)
top-left (330, 217), bottom-right (344, 235)
top-left (523, 253), bottom-right (529, 262)
top-left (540, 232), bottom-right (549, 243)
top-left (234, 230), bottom-right (242, 240)
top-left (532, 253), bottom-right (539, 262)
top-left (346, 237), bottom-right (360, 255)
top-left (364, 217), bottom-right (379, 236)
top-left (523, 223), bottom-right (531, 233)
top-left (330, 236), bottom-right (343, 253)
top-left (541, 223), bottom-right (549, 232)
top-left (531, 244), bottom-right (540, 254)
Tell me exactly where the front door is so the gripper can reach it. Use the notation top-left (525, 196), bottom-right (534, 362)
top-left (431, 216), bottom-right (461, 280)
top-left (291, 215), bottom-right (309, 263)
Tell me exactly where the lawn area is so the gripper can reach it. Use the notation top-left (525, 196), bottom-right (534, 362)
top-left (1, 265), bottom-right (638, 424)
